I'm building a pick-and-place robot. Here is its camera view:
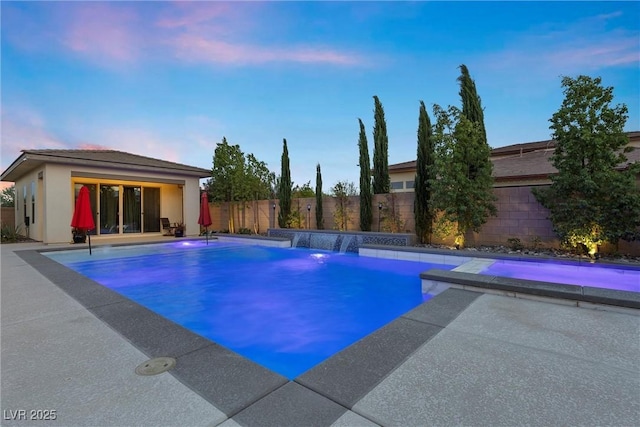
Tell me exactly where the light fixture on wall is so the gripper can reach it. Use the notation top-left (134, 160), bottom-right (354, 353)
top-left (271, 203), bottom-right (276, 229)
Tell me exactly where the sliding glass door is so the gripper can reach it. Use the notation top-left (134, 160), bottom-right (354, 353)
top-left (143, 188), bottom-right (160, 233)
top-left (77, 182), bottom-right (162, 235)
top-left (100, 185), bottom-right (119, 234)
top-left (123, 186), bottom-right (141, 233)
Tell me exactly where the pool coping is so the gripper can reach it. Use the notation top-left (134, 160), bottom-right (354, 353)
top-left (13, 245), bottom-right (481, 425)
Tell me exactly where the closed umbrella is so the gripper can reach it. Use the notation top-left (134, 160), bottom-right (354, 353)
top-left (198, 192), bottom-right (212, 245)
top-left (71, 186), bottom-right (96, 255)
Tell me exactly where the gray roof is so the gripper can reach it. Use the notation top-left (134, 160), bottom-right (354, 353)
top-left (389, 131), bottom-right (640, 182)
top-left (1, 149), bottom-right (211, 182)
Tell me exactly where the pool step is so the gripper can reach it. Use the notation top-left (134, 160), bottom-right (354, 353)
top-left (453, 258), bottom-right (496, 273)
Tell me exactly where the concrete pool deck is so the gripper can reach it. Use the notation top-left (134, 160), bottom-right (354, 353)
top-left (2, 240), bottom-right (639, 426)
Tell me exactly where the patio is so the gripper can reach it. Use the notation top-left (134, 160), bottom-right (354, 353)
top-left (2, 240), bottom-right (638, 426)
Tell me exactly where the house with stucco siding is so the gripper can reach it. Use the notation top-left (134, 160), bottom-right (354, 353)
top-left (1, 150), bottom-right (210, 244)
top-left (388, 131), bottom-right (640, 192)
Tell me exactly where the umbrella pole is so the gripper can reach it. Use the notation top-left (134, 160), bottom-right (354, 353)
top-left (88, 231), bottom-right (92, 255)
top-left (206, 226), bottom-right (208, 245)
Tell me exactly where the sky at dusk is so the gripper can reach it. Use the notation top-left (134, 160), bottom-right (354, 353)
top-left (2, 1), bottom-right (639, 191)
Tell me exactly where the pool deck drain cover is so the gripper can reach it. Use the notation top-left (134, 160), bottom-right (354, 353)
top-left (135, 357), bottom-right (176, 376)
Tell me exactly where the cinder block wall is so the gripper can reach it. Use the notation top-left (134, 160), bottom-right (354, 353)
top-left (478, 186), bottom-right (557, 246)
top-left (205, 185), bottom-right (640, 255)
top-left (1, 207), bottom-right (16, 228)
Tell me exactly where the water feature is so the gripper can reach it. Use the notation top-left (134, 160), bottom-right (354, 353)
top-left (339, 235), bottom-right (354, 253)
top-left (309, 233), bottom-right (339, 251)
top-left (268, 229), bottom-right (416, 253)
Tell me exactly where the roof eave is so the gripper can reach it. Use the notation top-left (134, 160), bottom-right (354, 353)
top-left (1, 153), bottom-right (210, 182)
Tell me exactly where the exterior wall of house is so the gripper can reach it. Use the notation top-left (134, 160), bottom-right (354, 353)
top-left (8, 162), bottom-right (203, 244)
top-left (12, 167), bottom-right (45, 241)
top-left (387, 171), bottom-right (415, 193)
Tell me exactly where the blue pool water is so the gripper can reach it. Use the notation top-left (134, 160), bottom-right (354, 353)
top-left (480, 259), bottom-right (640, 293)
top-left (46, 241), bottom-right (453, 379)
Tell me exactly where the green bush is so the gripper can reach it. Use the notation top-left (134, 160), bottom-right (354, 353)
top-left (1, 223), bottom-right (23, 243)
top-left (506, 237), bottom-right (524, 251)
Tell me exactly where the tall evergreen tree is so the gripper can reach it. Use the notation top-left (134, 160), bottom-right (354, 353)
top-left (533, 75), bottom-right (640, 254)
top-left (431, 104), bottom-right (497, 247)
top-left (414, 101), bottom-right (436, 244)
top-left (278, 138), bottom-right (292, 228)
top-left (457, 64), bottom-right (489, 179)
top-left (316, 163), bottom-right (324, 230)
top-left (458, 64), bottom-right (487, 145)
top-left (315, 164), bottom-right (324, 229)
top-left (358, 119), bottom-right (373, 231)
top-left (372, 95), bottom-right (390, 194)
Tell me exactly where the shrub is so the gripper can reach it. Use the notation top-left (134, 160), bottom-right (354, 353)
top-left (507, 237), bottom-right (524, 251)
top-left (1, 223), bottom-right (23, 243)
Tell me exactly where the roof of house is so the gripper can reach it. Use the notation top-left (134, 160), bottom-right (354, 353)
top-left (389, 131), bottom-right (640, 182)
top-left (491, 131), bottom-right (640, 157)
top-left (1, 149), bottom-right (211, 182)
top-left (492, 145), bottom-right (639, 181)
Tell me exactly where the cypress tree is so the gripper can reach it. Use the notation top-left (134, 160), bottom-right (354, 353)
top-left (457, 64), bottom-right (489, 179)
top-left (315, 163), bottom-right (324, 230)
top-left (431, 104), bottom-right (496, 247)
top-left (358, 119), bottom-right (373, 231)
top-left (372, 95), bottom-right (390, 194)
top-left (278, 138), bottom-right (292, 228)
top-left (414, 101), bottom-right (435, 244)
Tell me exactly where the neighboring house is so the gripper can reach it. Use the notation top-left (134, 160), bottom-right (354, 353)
top-left (0, 150), bottom-right (211, 244)
top-left (388, 131), bottom-right (640, 191)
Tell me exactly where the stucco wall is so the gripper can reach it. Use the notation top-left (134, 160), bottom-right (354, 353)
top-left (12, 167), bottom-right (44, 241)
top-left (388, 171), bottom-right (415, 193)
top-left (8, 162), bottom-right (203, 244)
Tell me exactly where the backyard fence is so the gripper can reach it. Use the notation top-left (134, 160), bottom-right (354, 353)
top-left (206, 186), bottom-right (640, 256)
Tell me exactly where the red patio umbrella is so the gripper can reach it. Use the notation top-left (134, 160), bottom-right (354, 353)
top-left (71, 186), bottom-right (95, 255)
top-left (198, 191), bottom-right (212, 245)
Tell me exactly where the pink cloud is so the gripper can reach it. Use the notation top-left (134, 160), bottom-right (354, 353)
top-left (61, 3), bottom-right (142, 64)
top-left (77, 143), bottom-right (112, 151)
top-left (4, 2), bottom-right (364, 68)
top-left (1, 111), bottom-right (69, 175)
top-left (545, 38), bottom-right (639, 70)
top-left (156, 2), bottom-right (235, 30)
top-left (479, 10), bottom-right (639, 81)
top-left (171, 33), bottom-right (360, 66)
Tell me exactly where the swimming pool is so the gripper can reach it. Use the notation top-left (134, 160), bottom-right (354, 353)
top-left (479, 259), bottom-right (640, 293)
top-left (45, 241), bottom-right (454, 379)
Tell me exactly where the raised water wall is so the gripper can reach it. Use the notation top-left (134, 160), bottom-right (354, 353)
top-left (267, 229), bottom-right (416, 253)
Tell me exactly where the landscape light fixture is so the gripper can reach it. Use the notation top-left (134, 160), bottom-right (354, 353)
top-left (272, 203), bottom-right (276, 228)
top-left (378, 202), bottom-right (382, 232)
top-left (307, 204), bottom-right (311, 229)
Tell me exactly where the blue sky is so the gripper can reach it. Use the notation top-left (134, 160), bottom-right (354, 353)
top-left (2, 1), bottom-right (639, 191)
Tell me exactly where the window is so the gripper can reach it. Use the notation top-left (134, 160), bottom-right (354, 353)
top-left (31, 181), bottom-right (36, 224)
top-left (405, 181), bottom-right (415, 189)
top-left (390, 181), bottom-right (404, 190)
top-left (23, 185), bottom-right (27, 225)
